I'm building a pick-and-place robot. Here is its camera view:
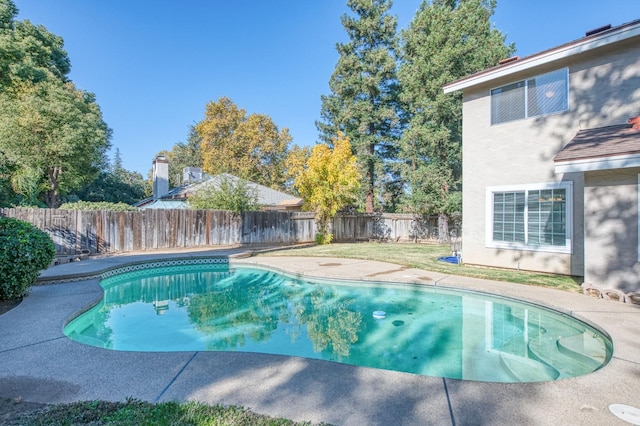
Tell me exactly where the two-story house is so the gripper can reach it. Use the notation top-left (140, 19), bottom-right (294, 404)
top-left (443, 20), bottom-right (640, 297)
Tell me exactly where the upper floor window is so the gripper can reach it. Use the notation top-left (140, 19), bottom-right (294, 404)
top-left (491, 68), bottom-right (568, 125)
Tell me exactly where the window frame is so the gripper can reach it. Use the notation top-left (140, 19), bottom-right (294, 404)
top-left (490, 68), bottom-right (569, 125)
top-left (485, 182), bottom-right (573, 254)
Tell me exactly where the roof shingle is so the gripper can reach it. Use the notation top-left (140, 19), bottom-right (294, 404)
top-left (554, 123), bottom-right (640, 163)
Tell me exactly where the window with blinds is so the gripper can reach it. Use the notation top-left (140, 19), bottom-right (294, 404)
top-left (489, 183), bottom-right (571, 252)
top-left (491, 69), bottom-right (568, 125)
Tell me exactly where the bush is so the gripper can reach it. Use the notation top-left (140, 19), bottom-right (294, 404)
top-left (315, 232), bottom-right (333, 245)
top-left (0, 217), bottom-right (55, 300)
top-left (187, 177), bottom-right (260, 213)
top-left (58, 201), bottom-right (138, 211)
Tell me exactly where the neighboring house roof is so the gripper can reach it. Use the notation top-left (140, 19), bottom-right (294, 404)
top-left (443, 19), bottom-right (640, 93)
top-left (135, 173), bottom-right (303, 210)
top-left (554, 120), bottom-right (640, 173)
top-left (141, 199), bottom-right (189, 209)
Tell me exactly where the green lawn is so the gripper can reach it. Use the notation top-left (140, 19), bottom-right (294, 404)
top-left (261, 243), bottom-right (582, 293)
top-left (12, 399), bottom-right (324, 426)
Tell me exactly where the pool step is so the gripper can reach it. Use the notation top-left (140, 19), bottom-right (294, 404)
top-left (499, 351), bottom-right (559, 382)
top-left (556, 332), bottom-right (608, 367)
top-left (527, 332), bottom-right (605, 378)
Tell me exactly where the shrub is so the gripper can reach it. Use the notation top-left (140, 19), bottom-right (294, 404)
top-left (315, 232), bottom-right (333, 245)
top-left (0, 217), bottom-right (55, 300)
top-left (58, 201), bottom-right (138, 211)
top-left (187, 177), bottom-right (260, 213)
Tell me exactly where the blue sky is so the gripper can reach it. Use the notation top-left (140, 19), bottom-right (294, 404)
top-left (13, 0), bottom-right (639, 175)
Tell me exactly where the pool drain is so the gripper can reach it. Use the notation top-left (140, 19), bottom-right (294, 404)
top-left (609, 404), bottom-right (640, 424)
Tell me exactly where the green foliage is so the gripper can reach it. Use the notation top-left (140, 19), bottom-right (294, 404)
top-left (59, 201), bottom-right (138, 211)
top-left (72, 170), bottom-right (148, 205)
top-left (10, 166), bottom-right (47, 207)
top-left (0, 216), bottom-right (55, 300)
top-left (0, 1), bottom-right (111, 208)
top-left (317, 0), bottom-right (400, 212)
top-left (0, 151), bottom-right (18, 207)
top-left (0, 80), bottom-right (111, 208)
top-left (397, 0), bottom-right (514, 220)
top-left (17, 398), bottom-right (313, 425)
top-left (315, 233), bottom-right (333, 245)
top-left (70, 149), bottom-right (148, 204)
top-left (187, 176), bottom-right (260, 213)
top-left (0, 0), bottom-right (70, 90)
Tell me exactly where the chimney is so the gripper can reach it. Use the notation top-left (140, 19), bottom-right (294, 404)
top-left (152, 155), bottom-right (169, 200)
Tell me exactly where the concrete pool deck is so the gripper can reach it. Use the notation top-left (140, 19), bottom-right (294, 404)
top-left (1, 247), bottom-right (639, 425)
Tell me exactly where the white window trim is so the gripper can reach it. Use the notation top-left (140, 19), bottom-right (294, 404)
top-left (489, 68), bottom-right (569, 126)
top-left (485, 181), bottom-right (573, 254)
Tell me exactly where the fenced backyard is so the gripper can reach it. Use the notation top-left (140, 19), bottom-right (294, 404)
top-left (0, 208), bottom-right (447, 255)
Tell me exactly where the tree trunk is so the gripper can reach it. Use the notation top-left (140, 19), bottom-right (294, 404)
top-left (438, 212), bottom-right (449, 244)
top-left (365, 190), bottom-right (374, 213)
top-left (45, 166), bottom-right (61, 208)
top-left (365, 137), bottom-right (375, 213)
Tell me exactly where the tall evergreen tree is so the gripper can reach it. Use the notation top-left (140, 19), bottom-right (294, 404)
top-left (398, 0), bottom-right (514, 239)
top-left (317, 0), bottom-right (400, 213)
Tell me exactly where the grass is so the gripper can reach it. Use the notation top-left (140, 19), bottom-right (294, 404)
top-left (260, 242), bottom-right (582, 292)
top-left (11, 399), bottom-right (326, 426)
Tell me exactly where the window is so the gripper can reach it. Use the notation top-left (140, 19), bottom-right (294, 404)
top-left (491, 69), bottom-right (568, 125)
top-left (487, 182), bottom-right (572, 252)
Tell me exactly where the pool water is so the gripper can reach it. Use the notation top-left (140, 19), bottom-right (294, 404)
top-left (64, 262), bottom-right (612, 382)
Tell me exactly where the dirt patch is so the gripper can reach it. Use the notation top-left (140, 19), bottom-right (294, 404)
top-left (0, 298), bottom-right (21, 316)
top-left (0, 397), bottom-right (49, 425)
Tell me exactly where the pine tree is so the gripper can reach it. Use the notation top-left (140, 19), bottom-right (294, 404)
top-left (398, 0), bottom-right (514, 240)
top-left (317, 0), bottom-right (400, 213)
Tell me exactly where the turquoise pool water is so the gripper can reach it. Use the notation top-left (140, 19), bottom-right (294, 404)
top-left (64, 261), bottom-right (612, 382)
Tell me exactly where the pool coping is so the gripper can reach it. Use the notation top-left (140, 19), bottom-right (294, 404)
top-left (2, 248), bottom-right (639, 425)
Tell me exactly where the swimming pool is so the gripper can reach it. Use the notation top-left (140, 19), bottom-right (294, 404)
top-left (64, 259), bottom-right (612, 383)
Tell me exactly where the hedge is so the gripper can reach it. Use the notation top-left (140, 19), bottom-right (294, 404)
top-left (0, 217), bottom-right (55, 300)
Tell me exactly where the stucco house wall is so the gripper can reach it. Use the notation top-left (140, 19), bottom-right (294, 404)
top-left (454, 24), bottom-right (640, 278)
top-left (461, 85), bottom-right (584, 275)
top-left (583, 168), bottom-right (640, 292)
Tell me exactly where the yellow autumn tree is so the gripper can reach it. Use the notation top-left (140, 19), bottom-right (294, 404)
top-left (195, 97), bottom-right (291, 189)
top-left (294, 133), bottom-right (361, 244)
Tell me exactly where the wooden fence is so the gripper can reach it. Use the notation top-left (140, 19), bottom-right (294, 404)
top-left (0, 208), bottom-right (443, 255)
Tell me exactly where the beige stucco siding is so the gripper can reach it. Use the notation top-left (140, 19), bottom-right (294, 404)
top-left (584, 169), bottom-right (640, 292)
top-left (460, 42), bottom-right (640, 276)
top-left (461, 88), bottom-right (584, 275)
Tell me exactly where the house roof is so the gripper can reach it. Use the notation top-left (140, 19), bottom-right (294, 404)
top-left (554, 121), bottom-right (640, 173)
top-left (135, 173), bottom-right (303, 209)
top-left (140, 199), bottom-right (189, 209)
top-left (443, 19), bottom-right (640, 93)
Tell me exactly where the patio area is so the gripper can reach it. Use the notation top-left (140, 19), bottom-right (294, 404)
top-left (1, 247), bottom-right (639, 425)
